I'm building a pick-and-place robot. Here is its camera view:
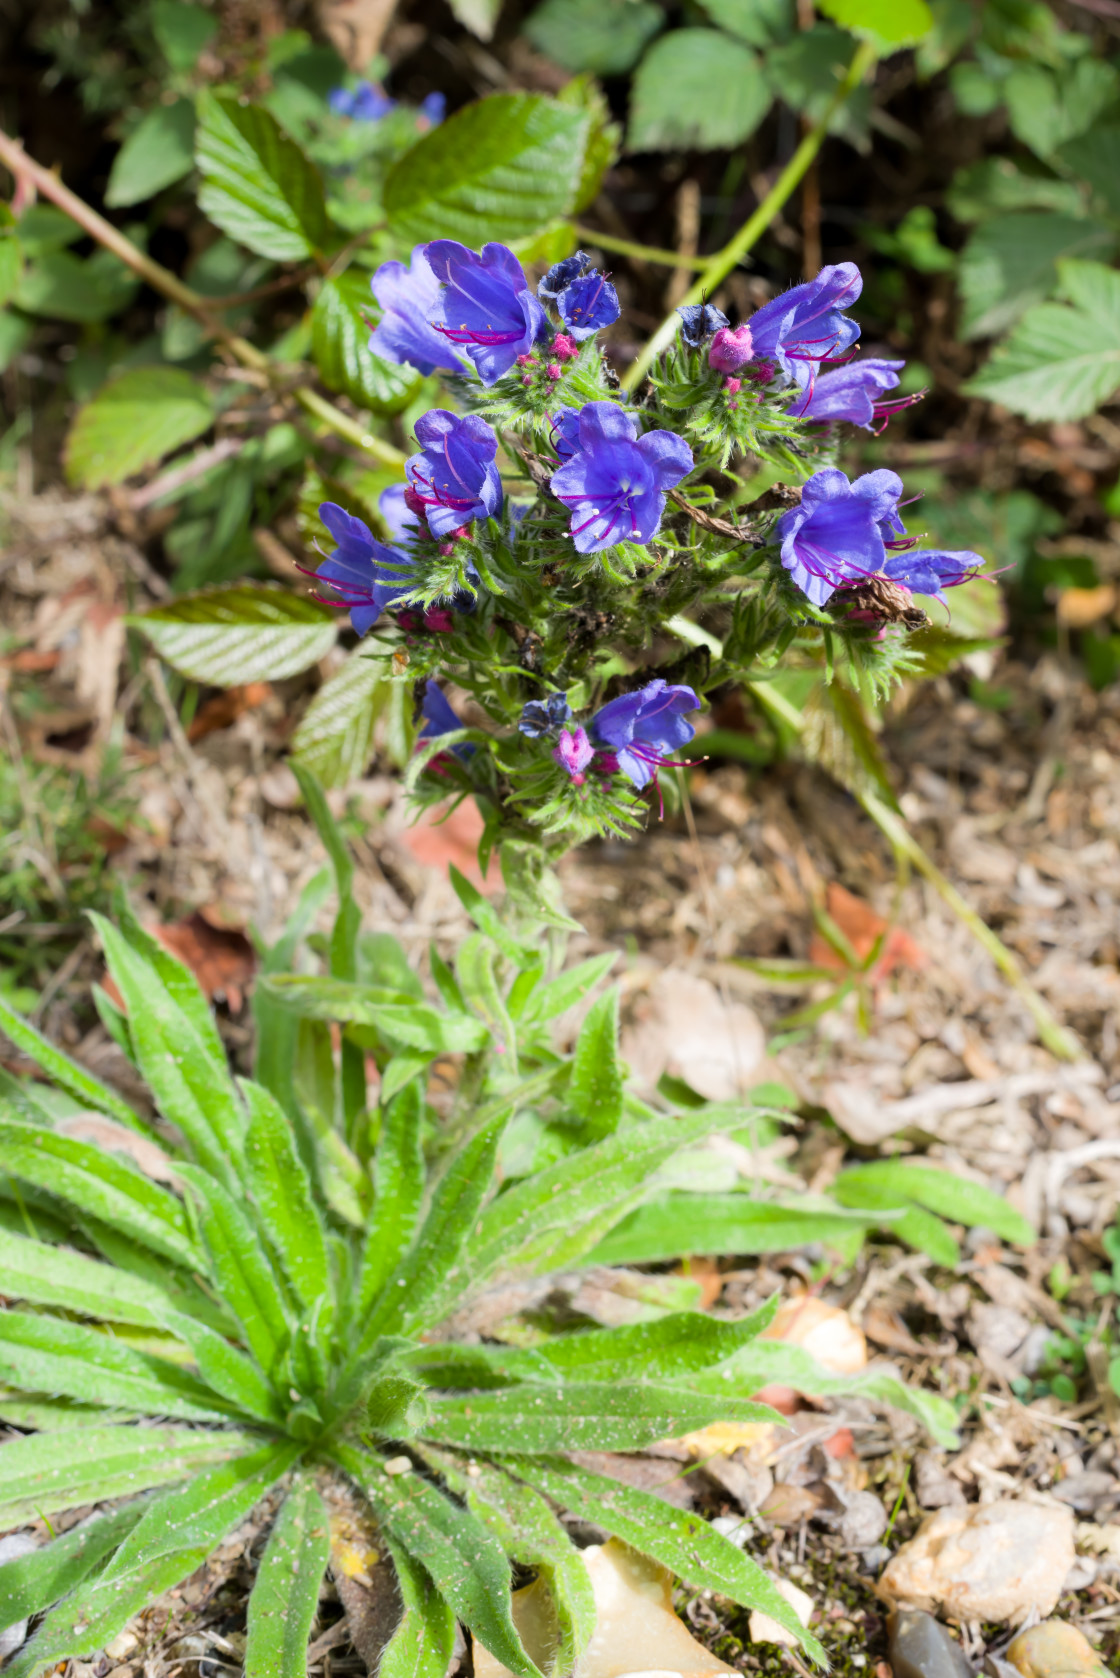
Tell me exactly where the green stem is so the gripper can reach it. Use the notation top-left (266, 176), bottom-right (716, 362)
top-left (571, 224), bottom-right (710, 271)
top-left (860, 790), bottom-right (1081, 1062)
top-left (621, 38), bottom-right (878, 393)
top-left (0, 126), bottom-right (405, 469)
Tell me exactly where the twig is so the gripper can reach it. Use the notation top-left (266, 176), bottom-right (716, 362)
top-left (128, 437), bottom-right (245, 510)
top-left (667, 488), bottom-right (760, 543)
top-left (621, 38), bottom-right (878, 392)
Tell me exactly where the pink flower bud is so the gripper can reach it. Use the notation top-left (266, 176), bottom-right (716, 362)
top-left (522, 375), bottom-right (533, 387)
top-left (708, 324), bottom-right (753, 374)
top-left (547, 362), bottom-right (562, 380)
top-left (516, 353), bottom-right (534, 366)
top-left (551, 333), bottom-right (578, 362)
top-left (724, 377), bottom-right (741, 394)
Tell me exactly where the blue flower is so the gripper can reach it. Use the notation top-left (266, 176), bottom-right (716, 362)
top-left (311, 500), bottom-right (415, 635)
top-left (550, 407), bottom-right (583, 462)
top-left (418, 681), bottom-right (475, 760)
top-left (795, 358), bottom-right (910, 430)
top-left (883, 548), bottom-right (983, 603)
top-left (329, 81), bottom-right (396, 121)
top-left (591, 679), bottom-right (700, 791)
top-left (549, 401), bottom-right (693, 554)
top-left (748, 263), bottom-right (862, 390)
top-left (539, 252), bottom-right (589, 301)
top-left (519, 691), bottom-right (572, 738)
top-left (426, 241), bottom-right (545, 385)
top-left (405, 409), bottom-right (502, 539)
top-left (558, 269), bottom-right (620, 341)
top-left (370, 246), bottom-right (464, 377)
top-left (677, 303), bottom-right (729, 347)
top-left (418, 92), bottom-right (446, 126)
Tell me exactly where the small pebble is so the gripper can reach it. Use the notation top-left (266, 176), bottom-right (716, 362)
top-left (888, 1608), bottom-right (971, 1678)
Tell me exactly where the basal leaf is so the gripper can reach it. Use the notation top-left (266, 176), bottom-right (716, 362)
top-left (0, 1227), bottom-right (186, 1328)
top-left (132, 583), bottom-right (337, 685)
top-left (261, 975), bottom-right (489, 1054)
top-left (567, 988), bottom-right (623, 1137)
top-left (292, 649), bottom-right (388, 789)
top-left (157, 1308), bottom-right (285, 1424)
top-left (833, 1160), bottom-right (1036, 1247)
top-left (106, 99), bottom-right (197, 208)
top-left (242, 1078), bottom-right (330, 1311)
top-left (311, 273), bottom-right (423, 415)
top-left (0, 1501), bottom-right (148, 1636)
top-left (530, 1295), bottom-right (781, 1381)
top-left (196, 90), bottom-right (332, 260)
top-left (0, 995), bottom-right (146, 1131)
top-left (378, 1539), bottom-right (457, 1678)
top-left (584, 1193), bottom-right (881, 1267)
top-left (385, 93), bottom-right (590, 247)
top-left (65, 367), bottom-right (215, 489)
top-left (177, 1165), bottom-right (292, 1375)
top-left (425, 1380), bottom-right (777, 1453)
top-left (0, 1424), bottom-right (254, 1526)
top-left (627, 30), bottom-right (771, 152)
top-left (114, 898), bottom-right (226, 1065)
top-left (356, 1081), bottom-right (425, 1317)
top-left (244, 1473), bottom-right (330, 1678)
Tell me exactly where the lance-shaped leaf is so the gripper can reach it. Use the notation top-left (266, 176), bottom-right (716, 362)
top-left (132, 584), bottom-right (337, 686)
top-left (156, 1308), bottom-right (286, 1425)
top-left (0, 1226), bottom-right (190, 1328)
top-left (379, 1539), bottom-right (457, 1678)
top-left (244, 1473), bottom-right (330, 1678)
top-left (500, 1456), bottom-right (826, 1664)
top-left (114, 899), bottom-right (227, 1065)
top-left (0, 1310), bottom-right (233, 1422)
top-left (356, 1081), bottom-right (425, 1318)
top-left (0, 1424), bottom-right (255, 1526)
top-left (833, 1160), bottom-right (1036, 1248)
top-left (105, 98), bottom-right (196, 207)
top-left (334, 1444), bottom-right (542, 1678)
top-left (585, 1193), bottom-right (883, 1268)
top-left (177, 1165), bottom-right (293, 1376)
top-left (261, 975), bottom-right (489, 1054)
top-left (0, 1500), bottom-right (148, 1636)
top-left (196, 91), bottom-right (332, 260)
top-left (241, 1078), bottom-right (330, 1311)
top-left (423, 1448), bottom-right (595, 1674)
top-left (516, 952), bottom-right (618, 1025)
top-left (65, 367), bottom-right (215, 489)
top-left (0, 1119), bottom-right (199, 1270)
top-left (0, 995), bottom-right (145, 1131)
top-left (566, 988), bottom-right (623, 1137)
top-left (312, 273), bottom-right (423, 415)
top-left (526, 1295), bottom-right (781, 1382)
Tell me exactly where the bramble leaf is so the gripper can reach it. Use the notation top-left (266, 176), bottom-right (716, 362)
top-left (106, 100), bottom-right (197, 207)
top-left (65, 367), bottom-right (215, 489)
top-left (196, 91), bottom-right (332, 259)
top-left (312, 273), bottom-right (423, 414)
top-left (132, 583), bottom-right (338, 685)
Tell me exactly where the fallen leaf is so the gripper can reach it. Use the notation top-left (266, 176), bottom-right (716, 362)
top-left (759, 1483), bottom-right (824, 1524)
top-left (809, 883), bottom-right (925, 980)
top-left (1056, 584), bottom-right (1116, 628)
top-left (187, 683), bottom-right (273, 743)
top-left (56, 1113), bottom-right (181, 1186)
top-left (3, 649), bottom-right (60, 673)
top-left (763, 1295), bottom-right (868, 1375)
top-left (154, 914), bottom-right (257, 1012)
top-left (401, 798), bottom-right (497, 893)
top-left (863, 1305), bottom-right (927, 1357)
top-left (621, 969), bottom-right (766, 1100)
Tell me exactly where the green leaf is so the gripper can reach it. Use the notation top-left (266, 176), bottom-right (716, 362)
top-left (292, 649), bottom-right (388, 788)
top-left (335, 1445), bottom-right (542, 1678)
top-left (291, 762), bottom-right (361, 982)
top-left (455, 934), bottom-right (516, 1064)
top-left (1003, 59), bottom-right (1119, 160)
top-left (152, 0), bottom-right (218, 69)
top-left (0, 1423), bottom-right (253, 1526)
top-left (567, 988), bottom-right (623, 1137)
top-left (0, 1226), bottom-right (187, 1328)
top-left (0, 1310), bottom-right (231, 1422)
top-left (832, 1161), bottom-right (1036, 1247)
top-left (196, 90), bottom-right (332, 260)
top-left (177, 1165), bottom-right (292, 1376)
top-left (0, 1117), bottom-right (200, 1270)
top-left (357, 1081), bottom-right (425, 1317)
top-left (385, 93), bottom-right (590, 247)
top-left (763, 25), bottom-right (869, 146)
top-left (448, 864), bottom-right (535, 967)
top-left (946, 157), bottom-right (1086, 225)
top-left (1059, 124), bottom-right (1120, 219)
top-left (65, 367), bottom-right (215, 490)
top-left (519, 952), bottom-right (618, 1024)
top-left (423, 1449), bottom-right (595, 1675)
top-left (501, 1456), bottom-right (824, 1663)
top-left (529, 1296), bottom-right (780, 1381)
top-left (253, 867), bottom-right (333, 1118)
top-left (627, 30), bottom-right (771, 152)
top-left (499, 840), bottom-right (584, 934)
top-left (815, 0), bottom-right (931, 46)
top-left (242, 1078), bottom-right (330, 1311)
top-left (697, 0), bottom-right (791, 46)
top-left (425, 1380), bottom-right (778, 1453)
top-left (0, 994), bottom-right (146, 1130)
top-left (245, 1474), bottom-right (330, 1678)
top-left (132, 583), bottom-right (337, 685)
top-left (523, 0), bottom-right (663, 75)
top-left (585, 1193), bottom-right (882, 1267)
top-left (157, 1307), bottom-right (285, 1424)
top-left (0, 209), bottom-right (22, 309)
top-left (957, 212), bottom-right (1116, 341)
top-left (115, 898), bottom-right (227, 1065)
top-left (312, 272), bottom-right (423, 415)
top-left (15, 248), bottom-right (138, 324)
top-left (261, 975), bottom-right (489, 1053)
top-left (803, 681), bottom-right (897, 807)
top-left (379, 1540), bottom-right (457, 1678)
top-left (106, 100), bottom-right (197, 207)
top-left (0, 1501), bottom-right (148, 1636)
top-left (965, 258), bottom-right (1120, 421)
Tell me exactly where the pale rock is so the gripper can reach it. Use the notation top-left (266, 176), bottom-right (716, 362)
top-left (763, 1296), bottom-right (868, 1375)
top-left (472, 1539), bottom-right (736, 1678)
top-left (0, 1532), bottom-right (39, 1660)
top-left (748, 1577), bottom-right (815, 1649)
top-left (1008, 1620), bottom-right (1110, 1678)
top-left (621, 970), bottom-right (765, 1101)
top-left (879, 1499), bottom-right (1076, 1624)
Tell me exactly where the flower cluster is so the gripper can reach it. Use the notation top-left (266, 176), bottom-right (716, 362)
top-left (329, 80), bottom-right (445, 128)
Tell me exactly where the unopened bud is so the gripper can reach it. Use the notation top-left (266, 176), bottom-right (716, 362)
top-left (551, 333), bottom-right (578, 362)
top-left (708, 323), bottom-right (753, 374)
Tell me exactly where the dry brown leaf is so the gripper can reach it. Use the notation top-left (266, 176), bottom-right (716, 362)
top-left (809, 883), bottom-right (926, 979)
top-left (187, 682), bottom-right (273, 743)
top-left (153, 914), bottom-right (257, 1012)
top-left (401, 799), bottom-right (498, 893)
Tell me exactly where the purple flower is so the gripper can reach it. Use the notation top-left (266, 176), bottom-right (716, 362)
top-left (748, 263), bottom-right (862, 390)
top-left (405, 410), bottom-right (502, 539)
top-left (677, 303), bottom-right (729, 347)
top-left (776, 468), bottom-right (902, 608)
top-left (370, 247), bottom-right (464, 377)
top-left (591, 679), bottom-right (700, 791)
top-left (883, 548), bottom-right (983, 603)
top-left (550, 407), bottom-right (583, 462)
top-left (329, 81), bottom-right (396, 121)
top-left (709, 324), bottom-right (753, 374)
top-left (311, 502), bottom-right (414, 635)
top-left (418, 92), bottom-right (446, 126)
top-left (419, 681), bottom-right (475, 760)
top-left (378, 482), bottom-right (421, 547)
top-left (794, 358), bottom-right (909, 430)
top-left (557, 270), bottom-right (620, 341)
top-left (539, 252), bottom-right (589, 301)
top-left (550, 402), bottom-right (693, 554)
top-left (519, 691), bottom-right (571, 738)
top-left (553, 726), bottom-right (594, 784)
top-left (426, 241), bottom-right (545, 385)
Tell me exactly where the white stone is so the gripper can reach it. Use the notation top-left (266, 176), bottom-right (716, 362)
top-left (879, 1499), bottom-right (1076, 1624)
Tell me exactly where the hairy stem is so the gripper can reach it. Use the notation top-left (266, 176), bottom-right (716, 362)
top-left (571, 224), bottom-right (710, 271)
top-left (621, 38), bottom-right (878, 393)
top-left (0, 127), bottom-right (406, 468)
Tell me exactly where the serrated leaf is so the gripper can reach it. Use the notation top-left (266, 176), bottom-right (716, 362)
top-left (424, 1380), bottom-right (777, 1453)
top-left (241, 1078), bottom-right (330, 1310)
top-left (152, 0), bottom-right (217, 69)
top-left (132, 583), bottom-right (337, 685)
top-left (0, 1501), bottom-right (147, 1636)
top-left (106, 100), bottom-right (197, 208)
top-left (0, 1310), bottom-right (231, 1422)
top-left (1004, 58), bottom-right (1119, 160)
top-left (0, 1227), bottom-right (186, 1328)
top-left (816, 0), bottom-right (931, 46)
top-left (697, 0), bottom-right (791, 45)
top-left (312, 272), bottom-right (423, 415)
top-left (65, 367), bottom-right (214, 489)
top-left (957, 212), bottom-right (1116, 341)
top-left (292, 649), bottom-right (387, 788)
top-left (627, 30), bottom-right (771, 152)
top-left (379, 1540), bottom-right (457, 1678)
top-left (385, 93), bottom-right (589, 247)
top-left (244, 1474), bottom-right (330, 1678)
top-left (196, 91), bottom-right (331, 260)
top-left (567, 988), bottom-right (623, 1137)
top-left (523, 0), bottom-right (663, 75)
top-left (0, 1423), bottom-right (253, 1526)
top-left (965, 258), bottom-right (1120, 421)
top-left (584, 1193), bottom-right (882, 1267)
